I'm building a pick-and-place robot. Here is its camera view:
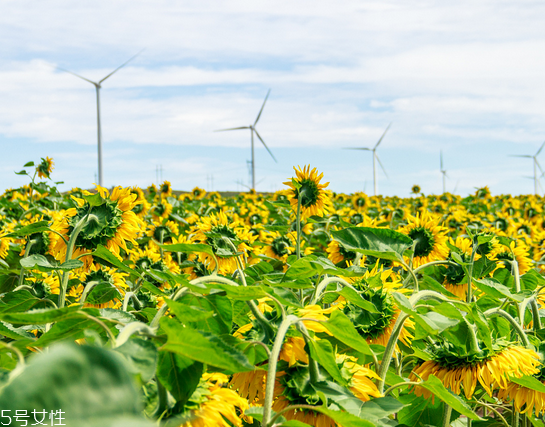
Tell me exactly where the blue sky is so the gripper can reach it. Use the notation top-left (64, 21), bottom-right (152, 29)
top-left (2, 1), bottom-right (545, 196)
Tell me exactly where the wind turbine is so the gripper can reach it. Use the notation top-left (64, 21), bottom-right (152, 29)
top-left (509, 141), bottom-right (545, 195)
top-left (440, 150), bottom-right (448, 193)
top-left (215, 90), bottom-right (277, 191)
top-left (344, 123), bottom-right (391, 196)
top-left (58, 50), bottom-right (143, 187)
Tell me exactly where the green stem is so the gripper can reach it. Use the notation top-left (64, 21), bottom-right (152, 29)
top-left (467, 322), bottom-right (481, 353)
top-left (17, 240), bottom-right (34, 288)
top-left (484, 308), bottom-right (530, 348)
top-left (122, 292), bottom-right (140, 311)
top-left (442, 404), bottom-right (452, 427)
top-left (295, 321), bottom-right (320, 384)
top-left (115, 322), bottom-right (156, 347)
top-left (377, 312), bottom-right (410, 393)
top-left (78, 280), bottom-right (99, 305)
top-left (149, 286), bottom-right (189, 329)
top-left (78, 311), bottom-right (117, 346)
top-left (529, 298), bottom-right (542, 331)
top-left (311, 276), bottom-right (357, 305)
top-left (262, 315), bottom-right (299, 427)
top-left (58, 214), bottom-right (88, 308)
top-left (383, 381), bottom-right (420, 396)
top-left (466, 242), bottom-right (478, 303)
top-left (153, 376), bottom-right (168, 418)
top-left (400, 260), bottom-right (418, 292)
top-left (296, 191), bottom-right (302, 259)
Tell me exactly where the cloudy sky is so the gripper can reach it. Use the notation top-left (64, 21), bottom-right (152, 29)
top-left (2, 0), bottom-right (545, 196)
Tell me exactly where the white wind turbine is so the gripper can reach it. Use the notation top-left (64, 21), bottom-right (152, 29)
top-left (58, 50), bottom-right (143, 187)
top-left (509, 141), bottom-right (545, 195)
top-left (440, 150), bottom-right (448, 193)
top-left (344, 123), bottom-right (391, 196)
top-left (215, 90), bottom-right (277, 191)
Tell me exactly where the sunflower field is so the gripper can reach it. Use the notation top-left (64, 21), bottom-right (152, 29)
top-left (2, 159), bottom-right (545, 427)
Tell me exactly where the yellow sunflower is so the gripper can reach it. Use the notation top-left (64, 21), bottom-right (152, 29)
top-left (36, 157), bottom-right (54, 179)
top-left (497, 377), bottom-right (545, 416)
top-left (180, 373), bottom-right (249, 427)
top-left (192, 186), bottom-right (207, 200)
top-left (159, 180), bottom-right (172, 198)
top-left (399, 211), bottom-right (449, 268)
top-left (283, 165), bottom-right (333, 219)
top-left (49, 185), bottom-right (143, 266)
top-left (492, 240), bottom-right (533, 275)
top-left (260, 230), bottom-right (296, 262)
top-left (410, 345), bottom-right (540, 400)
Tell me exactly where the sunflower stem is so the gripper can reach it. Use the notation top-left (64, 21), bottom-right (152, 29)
top-left (484, 308), bottom-right (530, 348)
top-left (377, 312), bottom-right (410, 394)
top-left (296, 191), bottom-right (302, 260)
top-left (153, 375), bottom-right (168, 419)
top-left (400, 260), bottom-right (419, 292)
top-left (295, 321), bottom-right (321, 385)
top-left (58, 214), bottom-right (88, 308)
top-left (441, 403), bottom-right (452, 427)
top-left (466, 242), bottom-right (478, 304)
top-left (262, 315), bottom-right (299, 427)
top-left (17, 239), bottom-right (34, 288)
top-left (311, 276), bottom-right (358, 305)
top-left (529, 298), bottom-right (542, 331)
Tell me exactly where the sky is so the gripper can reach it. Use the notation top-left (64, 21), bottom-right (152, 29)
top-left (2, 0), bottom-right (545, 196)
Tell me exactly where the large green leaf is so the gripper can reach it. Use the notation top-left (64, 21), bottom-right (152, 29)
top-left (160, 317), bottom-right (255, 373)
top-left (0, 306), bottom-right (86, 325)
top-left (0, 343), bottom-right (153, 427)
top-left (420, 375), bottom-right (482, 420)
top-left (114, 338), bottom-right (158, 383)
top-left (331, 227), bottom-right (413, 262)
top-left (509, 375), bottom-right (545, 393)
top-left (176, 294), bottom-right (232, 335)
top-left (35, 316), bottom-right (112, 347)
top-left (307, 339), bottom-right (347, 386)
top-left (322, 310), bottom-right (373, 356)
top-left (159, 242), bottom-right (215, 257)
top-left (157, 351), bottom-right (203, 406)
top-left (20, 254), bottom-right (83, 272)
top-left (1, 221), bottom-right (50, 238)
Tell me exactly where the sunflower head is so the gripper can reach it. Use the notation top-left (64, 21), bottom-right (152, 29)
top-left (36, 157), bottom-right (54, 179)
top-left (411, 185), bottom-right (421, 194)
top-left (283, 165), bottom-right (333, 219)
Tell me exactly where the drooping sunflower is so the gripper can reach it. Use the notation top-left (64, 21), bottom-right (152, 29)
top-left (497, 374), bottom-right (545, 416)
top-left (399, 211), bottom-right (449, 268)
top-left (410, 343), bottom-right (540, 400)
top-left (283, 165), bottom-right (333, 219)
top-left (49, 185), bottom-right (144, 266)
top-left (179, 373), bottom-right (249, 427)
top-left (36, 157), bottom-right (54, 179)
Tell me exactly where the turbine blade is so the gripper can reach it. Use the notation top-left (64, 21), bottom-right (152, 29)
top-left (536, 159), bottom-right (544, 174)
top-left (57, 67), bottom-right (97, 85)
top-left (99, 49), bottom-right (145, 83)
top-left (509, 154), bottom-right (532, 158)
top-left (376, 154), bottom-right (388, 178)
top-left (254, 89), bottom-right (271, 125)
top-left (214, 126), bottom-right (250, 132)
top-left (343, 147), bottom-right (372, 151)
top-left (254, 129), bottom-right (277, 163)
top-left (374, 122), bottom-right (392, 149)
top-left (440, 150), bottom-right (443, 169)
top-left (537, 140), bottom-right (545, 156)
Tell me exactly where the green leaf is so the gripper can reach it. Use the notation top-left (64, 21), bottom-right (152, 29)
top-left (157, 351), bottom-right (203, 406)
top-left (473, 278), bottom-right (522, 301)
top-left (420, 375), bottom-right (482, 420)
top-left (35, 316), bottom-right (107, 347)
top-left (166, 298), bottom-right (215, 323)
top-left (86, 283), bottom-right (120, 305)
top-left (176, 294), bottom-right (233, 335)
top-left (0, 290), bottom-right (43, 313)
top-left (23, 161), bottom-right (35, 167)
top-left (2, 221), bottom-right (50, 238)
top-left (115, 338), bottom-right (158, 383)
top-left (307, 339), bottom-right (347, 386)
top-left (20, 254), bottom-right (83, 272)
top-left (331, 227), bottom-right (413, 262)
top-left (312, 407), bottom-right (375, 427)
top-left (509, 375), bottom-right (545, 393)
top-left (91, 245), bottom-right (140, 277)
top-left (0, 306), bottom-right (84, 325)
top-left (82, 192), bottom-right (105, 207)
top-left (160, 317), bottom-right (255, 373)
top-left (339, 287), bottom-right (378, 313)
top-left (0, 321), bottom-right (36, 340)
top-left (203, 282), bottom-right (268, 300)
top-left (0, 343), bottom-right (153, 427)
top-left (322, 310), bottom-right (373, 356)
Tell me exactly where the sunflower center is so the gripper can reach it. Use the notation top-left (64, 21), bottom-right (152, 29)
top-left (295, 179), bottom-right (320, 208)
top-left (249, 214), bottom-right (262, 225)
top-left (355, 197), bottom-right (366, 207)
top-left (351, 213), bottom-right (363, 225)
top-left (69, 201), bottom-right (123, 251)
top-left (408, 227), bottom-right (435, 257)
top-left (135, 256), bottom-right (153, 270)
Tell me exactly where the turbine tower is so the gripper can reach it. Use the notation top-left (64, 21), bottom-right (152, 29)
top-left (58, 50), bottom-right (143, 187)
top-left (509, 141), bottom-right (545, 195)
top-left (215, 90), bottom-right (277, 191)
top-left (344, 123), bottom-right (391, 196)
top-left (440, 150), bottom-right (448, 193)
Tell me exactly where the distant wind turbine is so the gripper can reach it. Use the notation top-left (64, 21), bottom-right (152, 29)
top-left (215, 90), bottom-right (277, 191)
top-left (58, 50), bottom-right (144, 187)
top-left (440, 150), bottom-right (448, 193)
top-left (509, 141), bottom-right (545, 195)
top-left (343, 123), bottom-right (391, 196)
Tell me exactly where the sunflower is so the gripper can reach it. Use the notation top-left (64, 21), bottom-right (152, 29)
top-left (192, 187), bottom-right (207, 200)
top-left (49, 185), bottom-right (144, 266)
top-left (36, 157), bottom-right (54, 179)
top-left (78, 265), bottom-right (128, 309)
top-left (229, 369), bottom-right (267, 406)
top-left (159, 180), bottom-right (172, 198)
top-left (410, 344), bottom-right (540, 400)
top-left (283, 165), bottom-right (333, 219)
top-left (411, 185), bottom-right (421, 194)
top-left (492, 240), bottom-right (533, 275)
top-left (337, 354), bottom-right (382, 401)
top-left (130, 187), bottom-right (150, 218)
top-left (190, 211), bottom-right (256, 275)
top-left (180, 373), bottom-right (249, 427)
top-left (0, 235), bottom-right (12, 259)
top-left (260, 230), bottom-right (296, 262)
top-left (150, 201), bottom-right (173, 220)
top-left (399, 211), bottom-right (449, 268)
top-left (146, 219), bottom-right (179, 245)
top-left (497, 376), bottom-right (545, 416)
top-left (351, 192), bottom-right (369, 211)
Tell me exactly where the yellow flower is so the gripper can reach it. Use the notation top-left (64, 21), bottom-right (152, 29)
top-left (159, 180), bottom-right (172, 198)
top-left (36, 157), bottom-right (54, 179)
top-left (337, 354), bottom-right (382, 401)
top-left (399, 211), bottom-right (449, 268)
top-left (192, 187), bottom-right (207, 200)
top-left (180, 373), bottom-right (248, 427)
top-left (283, 165), bottom-right (333, 219)
top-left (410, 346), bottom-right (540, 400)
top-left (497, 378), bottom-right (545, 416)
